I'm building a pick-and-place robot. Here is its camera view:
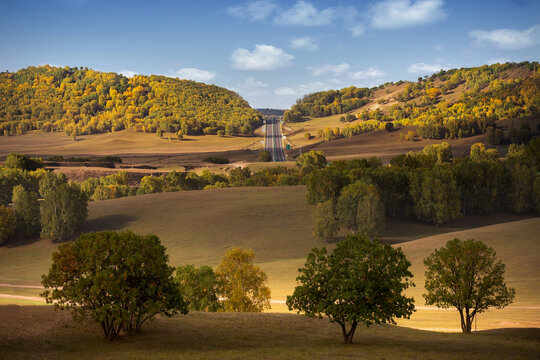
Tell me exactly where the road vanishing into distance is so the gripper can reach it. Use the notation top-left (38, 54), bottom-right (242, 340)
top-left (264, 118), bottom-right (286, 162)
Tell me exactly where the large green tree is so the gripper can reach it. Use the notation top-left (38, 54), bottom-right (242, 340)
top-left (424, 238), bottom-right (515, 334)
top-left (40, 183), bottom-right (88, 241)
top-left (176, 264), bottom-right (222, 312)
top-left (287, 235), bottom-right (415, 344)
top-left (12, 185), bottom-right (40, 237)
top-left (0, 205), bottom-right (15, 244)
top-left (312, 200), bottom-right (340, 241)
top-left (41, 231), bottom-right (187, 340)
top-left (216, 248), bottom-right (271, 312)
top-left (296, 150), bottom-right (327, 175)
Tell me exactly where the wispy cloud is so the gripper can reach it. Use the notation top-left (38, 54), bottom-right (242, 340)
top-left (172, 68), bottom-right (216, 82)
top-left (469, 25), bottom-right (540, 50)
top-left (407, 62), bottom-right (447, 74)
top-left (274, 81), bottom-right (330, 97)
top-left (352, 68), bottom-right (386, 80)
top-left (289, 37), bottom-right (318, 51)
top-left (240, 77), bottom-right (268, 88)
top-left (231, 44), bottom-right (294, 71)
top-left (307, 63), bottom-right (350, 76)
top-left (274, 0), bottom-right (336, 26)
top-left (228, 0), bottom-right (277, 21)
top-left (370, 0), bottom-right (447, 29)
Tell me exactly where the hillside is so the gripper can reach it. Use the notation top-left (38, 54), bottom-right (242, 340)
top-left (1, 186), bottom-right (538, 331)
top-left (0, 65), bottom-right (262, 137)
top-left (284, 62), bottom-right (540, 146)
top-left (1, 307), bottom-right (538, 360)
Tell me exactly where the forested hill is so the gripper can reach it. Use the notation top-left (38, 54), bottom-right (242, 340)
top-left (284, 62), bottom-right (540, 140)
top-left (0, 65), bottom-right (262, 137)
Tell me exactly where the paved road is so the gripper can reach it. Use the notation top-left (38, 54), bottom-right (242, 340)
top-left (264, 118), bottom-right (286, 162)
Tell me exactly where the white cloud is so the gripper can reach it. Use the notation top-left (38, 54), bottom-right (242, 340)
top-left (228, 0), bottom-right (277, 21)
top-left (352, 67), bottom-right (386, 79)
top-left (120, 70), bottom-right (137, 78)
top-left (407, 62), bottom-right (447, 74)
top-left (240, 77), bottom-right (268, 88)
top-left (350, 25), bottom-right (365, 37)
top-left (487, 58), bottom-right (512, 65)
top-left (290, 37), bottom-right (318, 51)
top-left (173, 68), bottom-right (216, 82)
top-left (469, 25), bottom-right (540, 50)
top-left (231, 44), bottom-right (294, 71)
top-left (274, 81), bottom-right (331, 97)
top-left (308, 63), bottom-right (350, 76)
top-left (274, 0), bottom-right (336, 26)
top-left (370, 0), bottom-right (446, 29)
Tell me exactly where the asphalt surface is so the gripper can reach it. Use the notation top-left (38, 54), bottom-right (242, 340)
top-left (264, 118), bottom-right (286, 162)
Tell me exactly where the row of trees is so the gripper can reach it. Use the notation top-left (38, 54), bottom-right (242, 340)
top-left (0, 65), bottom-right (262, 137)
top-left (302, 140), bottom-right (539, 241)
top-left (0, 168), bottom-right (87, 243)
top-left (288, 236), bottom-right (514, 343)
top-left (42, 231), bottom-right (270, 339)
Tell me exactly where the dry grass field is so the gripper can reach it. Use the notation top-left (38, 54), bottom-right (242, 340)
top-left (0, 186), bottom-right (538, 332)
top-left (0, 306), bottom-right (538, 360)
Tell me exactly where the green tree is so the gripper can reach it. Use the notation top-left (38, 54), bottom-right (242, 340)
top-left (258, 150), bottom-right (272, 162)
top-left (296, 150), bottom-right (327, 175)
top-left (312, 200), bottom-right (340, 241)
top-left (424, 238), bottom-right (515, 334)
top-left (39, 171), bottom-right (68, 198)
top-left (42, 231), bottom-right (187, 340)
top-left (12, 185), bottom-right (40, 237)
top-left (176, 264), bottom-right (222, 312)
top-left (5, 153), bottom-right (43, 171)
top-left (287, 235), bottom-right (415, 344)
top-left (216, 248), bottom-right (271, 312)
top-left (507, 163), bottom-right (535, 214)
top-left (0, 205), bottom-right (15, 244)
top-left (356, 192), bottom-right (385, 241)
top-left (470, 143), bottom-right (499, 162)
top-left (40, 183), bottom-right (88, 241)
top-left (422, 142), bottom-right (452, 164)
top-left (305, 168), bottom-right (347, 205)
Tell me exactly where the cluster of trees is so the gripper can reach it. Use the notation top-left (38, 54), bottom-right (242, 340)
top-left (284, 86), bottom-right (372, 122)
top-left (288, 235), bottom-right (515, 343)
top-left (0, 65), bottom-right (262, 137)
top-left (301, 139), bottom-right (539, 240)
top-left (286, 62), bottom-right (540, 142)
top-left (0, 156), bottom-right (88, 243)
top-left (42, 231), bottom-right (270, 339)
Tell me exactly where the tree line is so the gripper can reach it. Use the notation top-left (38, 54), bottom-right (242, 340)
top-left (0, 65), bottom-right (262, 137)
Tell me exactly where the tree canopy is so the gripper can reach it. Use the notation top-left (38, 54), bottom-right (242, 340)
top-left (41, 231), bottom-right (187, 340)
top-left (287, 235), bottom-right (415, 344)
top-left (424, 238), bottom-right (515, 333)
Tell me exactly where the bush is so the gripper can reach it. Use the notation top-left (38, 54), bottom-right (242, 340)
top-left (42, 231), bottom-right (188, 340)
top-left (0, 205), bottom-right (15, 244)
top-left (258, 150), bottom-right (271, 162)
top-left (203, 156), bottom-right (229, 164)
top-left (5, 153), bottom-right (43, 171)
top-left (176, 265), bottom-right (222, 312)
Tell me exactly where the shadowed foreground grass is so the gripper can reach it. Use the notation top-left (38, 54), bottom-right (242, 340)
top-left (0, 306), bottom-right (538, 360)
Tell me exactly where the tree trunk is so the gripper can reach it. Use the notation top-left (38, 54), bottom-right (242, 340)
top-left (341, 322), bottom-right (358, 344)
top-left (459, 309), bottom-right (467, 333)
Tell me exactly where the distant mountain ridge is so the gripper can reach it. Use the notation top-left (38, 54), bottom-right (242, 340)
top-left (0, 65), bottom-right (262, 137)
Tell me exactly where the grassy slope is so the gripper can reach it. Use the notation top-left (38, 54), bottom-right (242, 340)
top-left (0, 128), bottom-right (262, 157)
top-left (0, 186), bottom-right (538, 331)
top-left (1, 306), bottom-right (538, 360)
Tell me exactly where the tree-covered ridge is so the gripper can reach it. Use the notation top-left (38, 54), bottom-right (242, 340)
top-left (0, 65), bottom-right (262, 137)
top-left (285, 62), bottom-right (540, 140)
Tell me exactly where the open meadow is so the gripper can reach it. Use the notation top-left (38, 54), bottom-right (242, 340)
top-left (0, 186), bottom-right (538, 332)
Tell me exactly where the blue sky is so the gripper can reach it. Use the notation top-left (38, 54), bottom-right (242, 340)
top-left (1, 0), bottom-right (539, 108)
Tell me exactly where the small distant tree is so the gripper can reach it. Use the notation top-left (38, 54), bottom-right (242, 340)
top-left (385, 122), bottom-right (394, 132)
top-left (176, 130), bottom-right (184, 140)
top-left (258, 150), bottom-right (272, 162)
top-left (287, 235), bottom-right (415, 344)
top-left (217, 130), bottom-right (225, 137)
top-left (42, 231), bottom-right (187, 340)
top-left (5, 153), bottom-right (43, 171)
top-left (176, 265), bottom-right (222, 312)
top-left (304, 132), bottom-right (311, 140)
top-left (424, 238), bottom-right (515, 334)
top-left (296, 150), bottom-right (327, 175)
top-left (312, 200), bottom-right (339, 241)
top-left (12, 185), bottom-right (40, 237)
top-left (0, 205), bottom-right (15, 244)
top-left (40, 183), bottom-right (88, 241)
top-left (216, 248), bottom-right (271, 312)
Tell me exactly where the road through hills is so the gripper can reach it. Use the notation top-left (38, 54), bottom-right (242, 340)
top-left (264, 118), bottom-right (286, 162)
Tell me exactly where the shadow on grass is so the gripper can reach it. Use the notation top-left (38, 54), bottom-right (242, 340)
top-left (81, 214), bottom-right (139, 233)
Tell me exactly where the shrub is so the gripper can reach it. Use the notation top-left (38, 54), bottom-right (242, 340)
top-left (258, 150), bottom-right (272, 162)
top-left (203, 156), bottom-right (229, 164)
